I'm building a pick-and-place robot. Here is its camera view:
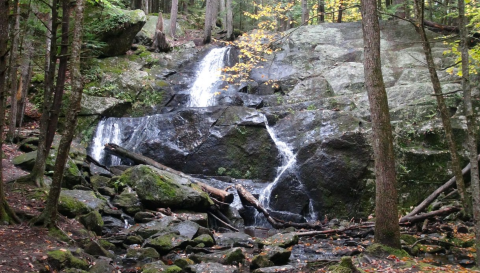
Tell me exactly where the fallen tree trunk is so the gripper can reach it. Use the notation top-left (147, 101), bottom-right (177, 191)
top-left (400, 206), bottom-right (460, 224)
top-left (403, 154), bottom-right (480, 219)
top-left (235, 184), bottom-right (324, 230)
top-left (104, 143), bottom-right (234, 203)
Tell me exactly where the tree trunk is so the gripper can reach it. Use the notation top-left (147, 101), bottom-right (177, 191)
top-left (0, 0), bottom-right (20, 225)
top-left (220, 0), bottom-right (226, 30)
top-left (16, 35), bottom-right (34, 128)
top-left (459, 0), bottom-right (480, 265)
top-left (413, 0), bottom-right (469, 214)
top-left (226, 0), bottom-right (233, 40)
top-left (32, 0), bottom-right (85, 228)
top-left (337, 0), bottom-right (343, 23)
top-left (301, 0), bottom-right (308, 25)
top-left (318, 0), bottom-right (325, 23)
top-left (31, 0), bottom-right (58, 188)
top-left (361, 0), bottom-right (401, 248)
top-left (170, 0), bottom-right (178, 37)
top-left (203, 0), bottom-right (214, 44)
top-left (45, 0), bottom-right (71, 152)
top-left (7, 0), bottom-right (20, 142)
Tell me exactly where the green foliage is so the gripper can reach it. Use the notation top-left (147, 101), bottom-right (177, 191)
top-left (217, 167), bottom-right (226, 175)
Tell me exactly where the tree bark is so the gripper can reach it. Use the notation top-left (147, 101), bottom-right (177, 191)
top-left (16, 35), bottom-right (34, 128)
top-left (32, 0), bottom-right (85, 228)
top-left (0, 0), bottom-right (20, 225)
top-left (31, 0), bottom-right (58, 188)
top-left (459, 0), bottom-right (480, 265)
top-left (318, 0), bottom-right (325, 23)
top-left (104, 143), bottom-right (235, 203)
top-left (7, 0), bottom-right (20, 142)
top-left (226, 0), bottom-right (233, 40)
top-left (361, 0), bottom-right (401, 248)
top-left (337, 0), bottom-right (343, 23)
top-left (170, 0), bottom-right (178, 38)
top-left (203, 0), bottom-right (214, 44)
top-left (220, 0), bottom-right (226, 30)
top-left (301, 0), bottom-right (308, 25)
top-left (413, 0), bottom-right (469, 214)
top-left (45, 0), bottom-right (71, 152)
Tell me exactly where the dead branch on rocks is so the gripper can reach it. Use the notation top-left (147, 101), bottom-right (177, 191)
top-left (207, 211), bottom-right (239, 232)
top-left (403, 154), bottom-right (480, 219)
top-left (104, 143), bottom-right (234, 203)
top-left (294, 224), bottom-right (375, 237)
top-left (235, 184), bottom-right (324, 230)
top-left (400, 206), bottom-right (461, 224)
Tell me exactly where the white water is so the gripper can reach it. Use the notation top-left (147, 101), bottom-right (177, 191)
top-left (188, 47), bottom-right (230, 107)
top-left (90, 118), bottom-right (122, 166)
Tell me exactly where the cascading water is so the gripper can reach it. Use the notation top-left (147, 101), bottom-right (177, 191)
top-left (89, 47), bottom-right (231, 165)
top-left (188, 47), bottom-right (231, 107)
top-left (90, 118), bottom-right (122, 166)
top-left (256, 115), bottom-right (318, 225)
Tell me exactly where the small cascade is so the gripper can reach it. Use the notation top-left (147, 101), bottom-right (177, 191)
top-left (256, 116), bottom-right (318, 225)
top-left (89, 118), bottom-right (122, 166)
top-left (188, 47), bottom-right (230, 107)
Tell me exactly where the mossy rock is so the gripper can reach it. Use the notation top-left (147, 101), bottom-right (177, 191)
top-left (400, 234), bottom-right (417, 245)
top-left (47, 250), bottom-right (89, 271)
top-left (173, 258), bottom-right (194, 268)
top-left (251, 254), bottom-right (275, 270)
top-left (78, 211), bottom-right (104, 235)
top-left (125, 235), bottom-right (144, 245)
top-left (328, 256), bottom-right (358, 273)
top-left (144, 232), bottom-right (194, 254)
top-left (193, 234), bottom-right (214, 247)
top-left (84, 241), bottom-right (114, 258)
top-left (58, 195), bottom-right (91, 218)
top-left (165, 265), bottom-right (182, 273)
top-left (126, 247), bottom-right (160, 260)
top-left (120, 165), bottom-right (213, 210)
top-left (111, 191), bottom-right (143, 215)
top-left (260, 232), bottom-right (299, 248)
top-left (366, 243), bottom-right (410, 258)
top-left (98, 239), bottom-right (116, 251)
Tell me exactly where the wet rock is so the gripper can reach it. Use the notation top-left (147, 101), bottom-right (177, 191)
top-left (142, 261), bottom-right (168, 272)
top-left (183, 262), bottom-right (239, 273)
top-left (252, 265), bottom-right (296, 273)
top-left (251, 255), bottom-right (275, 270)
top-left (189, 247), bottom-right (245, 265)
top-left (144, 231), bottom-right (194, 254)
top-left (98, 187), bottom-right (116, 197)
top-left (59, 190), bottom-right (105, 218)
top-left (78, 211), bottom-right (104, 235)
top-left (214, 232), bottom-right (255, 247)
top-left (89, 164), bottom-right (113, 177)
top-left (89, 175), bottom-right (111, 190)
top-left (102, 216), bottom-right (125, 234)
top-left (126, 247), bottom-right (160, 261)
top-left (84, 241), bottom-right (114, 258)
top-left (120, 165), bottom-right (213, 210)
top-left (260, 233), bottom-right (298, 248)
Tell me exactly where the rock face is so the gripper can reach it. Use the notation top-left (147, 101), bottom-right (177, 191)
top-left (86, 20), bottom-right (473, 220)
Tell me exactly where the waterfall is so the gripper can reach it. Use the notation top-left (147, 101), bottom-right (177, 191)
top-left (89, 118), bottom-right (122, 166)
top-left (188, 47), bottom-right (230, 107)
top-left (257, 115), bottom-right (318, 225)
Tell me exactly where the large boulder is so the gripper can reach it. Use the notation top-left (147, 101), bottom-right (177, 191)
top-left (135, 16), bottom-right (184, 46)
top-left (119, 165), bottom-right (213, 210)
top-left (85, 4), bottom-right (146, 57)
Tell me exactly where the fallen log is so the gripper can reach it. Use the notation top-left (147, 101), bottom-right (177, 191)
top-left (104, 143), bottom-right (234, 203)
top-left (294, 224), bottom-right (375, 237)
top-left (235, 184), bottom-right (324, 230)
top-left (400, 206), bottom-right (460, 224)
top-left (402, 154), bottom-right (480, 219)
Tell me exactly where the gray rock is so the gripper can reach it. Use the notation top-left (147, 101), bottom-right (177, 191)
top-left (128, 216), bottom-right (179, 239)
top-left (88, 257), bottom-right (115, 273)
top-left (193, 234), bottom-right (214, 247)
top-left (135, 16), bottom-right (184, 46)
top-left (184, 262), bottom-right (239, 273)
top-left (126, 247), bottom-right (159, 260)
top-left (252, 265), bottom-right (296, 273)
top-left (261, 233), bottom-right (298, 248)
top-left (111, 191), bottom-right (143, 215)
top-left (251, 255), bottom-right (274, 270)
top-left (263, 246), bottom-right (291, 265)
top-left (214, 232), bottom-right (254, 247)
top-left (84, 241), bottom-right (114, 258)
top-left (79, 211), bottom-right (104, 235)
top-left (189, 247), bottom-right (245, 265)
top-left (58, 190), bottom-right (106, 217)
top-left (176, 212), bottom-right (208, 227)
top-left (170, 220), bottom-right (200, 240)
top-left (144, 231), bottom-right (195, 254)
